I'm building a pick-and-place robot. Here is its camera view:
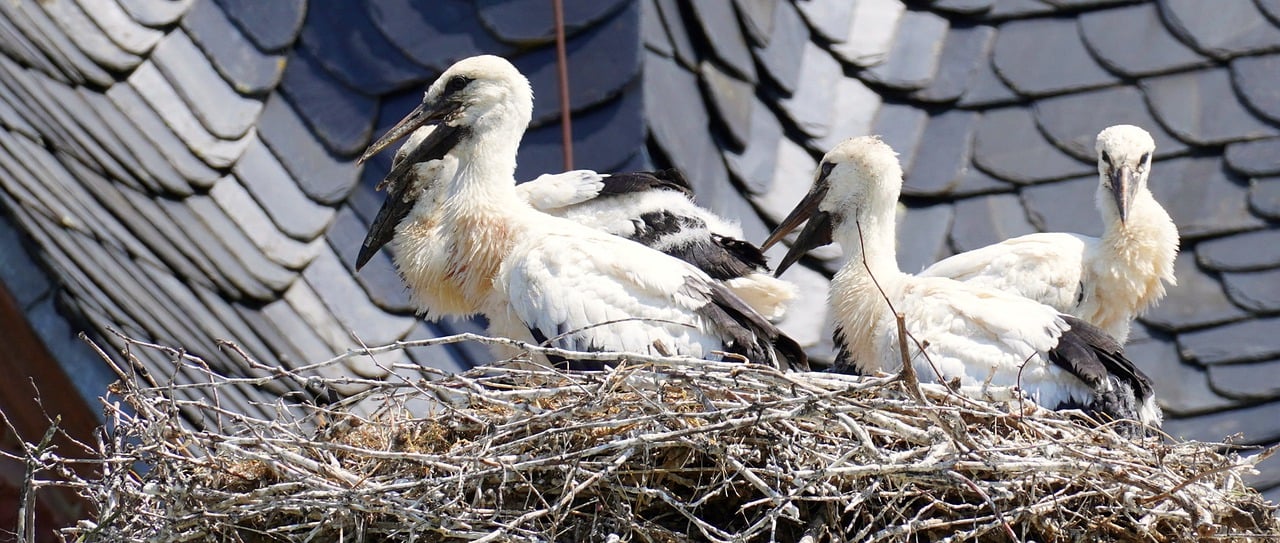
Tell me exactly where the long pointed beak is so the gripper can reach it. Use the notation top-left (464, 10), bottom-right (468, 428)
top-left (763, 174), bottom-right (833, 276)
top-left (1110, 165), bottom-right (1133, 224)
top-left (775, 210), bottom-right (833, 276)
top-left (354, 100), bottom-right (466, 271)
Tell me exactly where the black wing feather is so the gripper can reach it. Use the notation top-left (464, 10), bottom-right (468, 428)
top-left (1048, 316), bottom-right (1158, 429)
top-left (596, 168), bottom-right (694, 198)
top-left (685, 277), bottom-right (809, 371)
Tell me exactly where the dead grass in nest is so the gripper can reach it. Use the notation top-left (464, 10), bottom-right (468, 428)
top-left (11, 332), bottom-right (1280, 542)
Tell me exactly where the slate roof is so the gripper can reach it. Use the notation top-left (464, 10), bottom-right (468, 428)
top-left (1, 0), bottom-right (1279, 503)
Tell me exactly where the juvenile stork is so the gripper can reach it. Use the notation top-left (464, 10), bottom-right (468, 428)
top-left (356, 55), bottom-right (806, 370)
top-left (918, 125), bottom-right (1178, 343)
top-left (360, 132), bottom-right (795, 322)
top-left (763, 136), bottom-right (1160, 427)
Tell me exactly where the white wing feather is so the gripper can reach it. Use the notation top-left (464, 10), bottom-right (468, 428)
top-left (919, 233), bottom-right (1092, 314)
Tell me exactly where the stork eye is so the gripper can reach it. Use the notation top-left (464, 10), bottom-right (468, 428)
top-left (1100, 150), bottom-right (1112, 165)
top-left (1139, 152), bottom-right (1151, 165)
top-left (444, 76), bottom-right (471, 94)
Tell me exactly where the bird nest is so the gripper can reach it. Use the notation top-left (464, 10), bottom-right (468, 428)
top-left (24, 333), bottom-right (1280, 542)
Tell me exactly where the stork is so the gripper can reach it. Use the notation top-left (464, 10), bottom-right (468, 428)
top-left (918, 125), bottom-right (1178, 344)
top-left (362, 130), bottom-right (795, 322)
top-left (355, 55), bottom-right (807, 371)
top-left (763, 136), bottom-right (1160, 427)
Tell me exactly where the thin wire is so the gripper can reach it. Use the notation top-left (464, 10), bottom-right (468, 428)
top-left (552, 0), bottom-right (574, 170)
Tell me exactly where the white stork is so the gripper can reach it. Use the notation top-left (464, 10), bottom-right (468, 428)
top-left (361, 131), bottom-right (795, 322)
top-left (355, 55), bottom-right (807, 371)
top-left (763, 136), bottom-right (1160, 428)
top-left (918, 125), bottom-right (1178, 344)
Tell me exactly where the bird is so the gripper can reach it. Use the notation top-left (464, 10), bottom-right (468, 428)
top-left (762, 136), bottom-right (1160, 428)
top-left (363, 129), bottom-right (795, 322)
top-left (355, 55), bottom-right (807, 371)
top-left (917, 125), bottom-right (1178, 344)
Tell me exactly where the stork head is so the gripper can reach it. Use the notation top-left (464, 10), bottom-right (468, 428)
top-left (763, 136), bottom-right (903, 275)
top-left (354, 55), bottom-right (533, 270)
top-left (1095, 125), bottom-right (1155, 224)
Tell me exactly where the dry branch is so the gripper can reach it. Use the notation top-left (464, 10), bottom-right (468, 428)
top-left (18, 333), bottom-right (1280, 542)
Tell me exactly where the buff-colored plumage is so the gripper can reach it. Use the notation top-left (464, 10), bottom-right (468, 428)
top-left (920, 125), bottom-right (1178, 344)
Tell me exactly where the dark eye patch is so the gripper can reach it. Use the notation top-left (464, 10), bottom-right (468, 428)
top-left (1100, 150), bottom-right (1112, 165)
top-left (1139, 152), bottom-right (1151, 165)
top-left (444, 76), bottom-right (471, 94)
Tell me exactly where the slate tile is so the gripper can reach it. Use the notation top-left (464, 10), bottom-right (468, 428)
top-left (830, 0), bottom-right (905, 68)
top-left (0, 211), bottom-right (52, 310)
top-left (1158, 0), bottom-right (1280, 59)
top-left (257, 93), bottom-right (361, 205)
top-left (368, 0), bottom-right (510, 73)
top-left (1143, 253), bottom-right (1250, 333)
top-left (327, 205), bottom-right (414, 314)
top-left (297, 2), bottom-right (426, 96)
top-left (901, 109), bottom-right (978, 197)
top-left (25, 296), bottom-right (115, 405)
top-left (1197, 230), bottom-right (1280, 272)
top-left (982, 0), bottom-right (1058, 19)
top-left (860, 10), bottom-right (949, 91)
top-left (475, 0), bottom-right (630, 44)
top-left (699, 60), bottom-right (753, 151)
top-left (972, 107), bottom-right (1092, 184)
top-left (896, 203), bottom-right (954, 274)
top-left (1250, 176), bottom-right (1280, 219)
top-left (1143, 68), bottom-right (1280, 146)
top-left (116, 0), bottom-right (194, 27)
top-left (646, 52), bottom-right (734, 216)
top-left (53, 151), bottom-right (172, 265)
top-left (643, 0), bottom-right (674, 57)
top-left (188, 288), bottom-right (295, 380)
top-left (259, 294), bottom-right (354, 377)
top-left (151, 194), bottom-right (272, 301)
top-left (811, 76), bottom-right (882, 157)
top-left (300, 247), bottom-right (417, 352)
top-left (231, 137), bottom-right (336, 241)
top-left (689, 1), bottom-right (756, 83)
top-left (80, 86), bottom-right (193, 196)
top-left (992, 17), bottom-right (1118, 98)
top-left (507, 4), bottom-right (640, 129)
top-left (39, 0), bottom-right (143, 73)
top-left (0, 13), bottom-right (61, 80)
top-left (871, 103), bottom-right (928, 175)
top-left (0, 57), bottom-right (87, 163)
top-left (778, 41), bottom-right (840, 138)
top-left (278, 47), bottom-right (378, 158)
top-left (1020, 175), bottom-right (1101, 237)
top-left (152, 28), bottom-right (264, 141)
top-left (1222, 269), bottom-right (1280, 314)
top-left (212, 0), bottom-right (305, 52)
top-left (1033, 86), bottom-right (1190, 162)
top-left (53, 85), bottom-right (163, 193)
top-left (187, 194), bottom-right (298, 294)
top-left (1208, 358), bottom-right (1280, 402)
top-left (795, 0), bottom-right (854, 44)
top-left (208, 176), bottom-right (323, 270)
top-left (929, 0), bottom-right (994, 15)
top-left (726, 95), bottom-right (784, 195)
top-left (948, 193), bottom-right (1038, 253)
top-left (0, 133), bottom-right (122, 247)
top-left (0, 0), bottom-right (111, 86)
top-left (949, 166), bottom-right (1015, 198)
top-left (515, 84), bottom-right (644, 181)
top-left (0, 80), bottom-right (38, 140)
top-left (754, 0), bottom-right (808, 93)
top-left (404, 321), bottom-right (483, 375)
top-left (652, 0), bottom-right (698, 68)
top-left (734, 0), bottom-right (776, 46)
top-left (909, 24), bottom-right (997, 103)
top-left (1149, 155), bottom-right (1265, 240)
top-left (1077, 2), bottom-right (1209, 78)
top-left (955, 54), bottom-right (1020, 108)
top-left (76, 0), bottom-right (163, 55)
top-left (1231, 53), bottom-right (1280, 125)
top-left (32, 78), bottom-right (147, 192)
top-left (1124, 336), bottom-right (1238, 417)
top-left (1226, 138), bottom-right (1280, 177)
top-left (752, 135), bottom-right (815, 226)
top-left (1161, 398), bottom-right (1280, 445)
top-left (181, 0), bottom-right (285, 95)
top-left (126, 63), bottom-right (253, 174)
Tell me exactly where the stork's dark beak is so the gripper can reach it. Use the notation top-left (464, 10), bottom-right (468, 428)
top-left (763, 165), bottom-right (835, 276)
top-left (354, 99), bottom-right (466, 271)
top-left (1110, 164), bottom-right (1134, 224)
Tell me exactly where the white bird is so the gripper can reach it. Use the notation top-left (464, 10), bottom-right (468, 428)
top-left (763, 136), bottom-right (1160, 428)
top-left (362, 130), bottom-right (795, 322)
top-left (918, 125), bottom-right (1178, 344)
top-left (355, 55), bottom-right (806, 371)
